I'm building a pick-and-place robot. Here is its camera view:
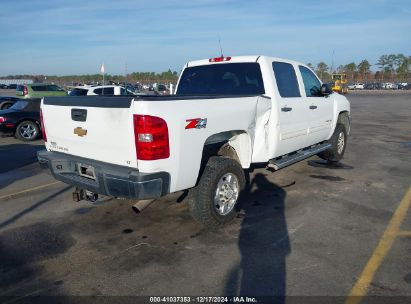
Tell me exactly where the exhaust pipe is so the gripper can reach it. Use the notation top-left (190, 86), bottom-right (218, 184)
top-left (132, 199), bottom-right (155, 214)
top-left (73, 187), bottom-right (85, 202)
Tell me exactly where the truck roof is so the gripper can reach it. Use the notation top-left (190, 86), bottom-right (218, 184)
top-left (186, 55), bottom-right (305, 68)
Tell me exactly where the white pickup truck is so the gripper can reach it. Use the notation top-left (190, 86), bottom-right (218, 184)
top-left (38, 55), bottom-right (351, 227)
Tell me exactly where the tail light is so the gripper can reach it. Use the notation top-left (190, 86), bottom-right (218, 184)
top-left (209, 56), bottom-right (231, 62)
top-left (133, 115), bottom-right (169, 160)
top-left (0, 117), bottom-right (5, 123)
top-left (23, 85), bottom-right (28, 96)
top-left (40, 109), bottom-right (47, 142)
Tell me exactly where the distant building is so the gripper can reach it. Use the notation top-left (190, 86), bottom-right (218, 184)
top-left (0, 79), bottom-right (34, 85)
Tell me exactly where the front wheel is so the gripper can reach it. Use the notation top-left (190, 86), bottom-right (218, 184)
top-left (318, 124), bottom-right (347, 162)
top-left (16, 121), bottom-right (39, 141)
top-left (189, 156), bottom-right (245, 228)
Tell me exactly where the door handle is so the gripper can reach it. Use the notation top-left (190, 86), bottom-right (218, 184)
top-left (309, 105), bottom-right (317, 110)
top-left (71, 109), bottom-right (87, 121)
top-left (281, 107), bottom-right (292, 112)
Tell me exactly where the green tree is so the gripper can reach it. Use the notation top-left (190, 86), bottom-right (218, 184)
top-left (344, 62), bottom-right (357, 81)
top-left (374, 71), bottom-right (381, 81)
top-left (394, 54), bottom-right (408, 81)
top-left (377, 55), bottom-right (389, 81)
top-left (316, 62), bottom-right (329, 81)
top-left (357, 60), bottom-right (371, 82)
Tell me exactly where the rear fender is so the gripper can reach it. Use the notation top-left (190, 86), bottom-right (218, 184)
top-left (203, 130), bottom-right (251, 168)
top-left (228, 132), bottom-right (252, 168)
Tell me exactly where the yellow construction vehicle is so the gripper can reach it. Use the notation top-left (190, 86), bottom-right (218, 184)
top-left (331, 73), bottom-right (348, 94)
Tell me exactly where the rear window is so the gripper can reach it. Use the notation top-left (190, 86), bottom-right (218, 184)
top-left (69, 88), bottom-right (88, 96)
top-left (176, 63), bottom-right (265, 95)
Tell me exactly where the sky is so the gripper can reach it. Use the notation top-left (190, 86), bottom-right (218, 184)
top-left (0, 0), bottom-right (410, 76)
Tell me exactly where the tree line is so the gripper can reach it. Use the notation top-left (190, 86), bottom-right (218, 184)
top-left (0, 69), bottom-right (180, 86)
top-left (1, 54), bottom-right (410, 85)
top-left (309, 54), bottom-right (411, 83)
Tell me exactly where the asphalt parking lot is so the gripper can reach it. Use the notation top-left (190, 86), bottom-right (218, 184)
top-left (0, 92), bottom-right (410, 303)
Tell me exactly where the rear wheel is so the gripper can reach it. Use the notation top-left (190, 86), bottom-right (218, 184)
top-left (318, 124), bottom-right (347, 162)
top-left (0, 102), bottom-right (12, 110)
top-left (189, 156), bottom-right (245, 228)
top-left (16, 121), bottom-right (39, 141)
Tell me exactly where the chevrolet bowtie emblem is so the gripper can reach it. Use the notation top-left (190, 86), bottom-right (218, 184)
top-left (74, 127), bottom-right (87, 137)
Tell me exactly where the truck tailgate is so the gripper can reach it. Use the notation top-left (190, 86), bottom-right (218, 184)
top-left (41, 96), bottom-right (137, 168)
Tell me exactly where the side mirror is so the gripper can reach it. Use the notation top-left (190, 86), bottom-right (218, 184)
top-left (320, 83), bottom-right (333, 97)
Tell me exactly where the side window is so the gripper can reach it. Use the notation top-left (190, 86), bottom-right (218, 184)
top-left (31, 85), bottom-right (47, 91)
top-left (104, 87), bottom-right (114, 95)
top-left (272, 62), bottom-right (300, 98)
top-left (299, 66), bottom-right (322, 97)
top-left (94, 87), bottom-right (114, 95)
top-left (46, 85), bottom-right (63, 91)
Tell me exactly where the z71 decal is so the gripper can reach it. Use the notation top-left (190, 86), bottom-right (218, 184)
top-left (185, 118), bottom-right (207, 129)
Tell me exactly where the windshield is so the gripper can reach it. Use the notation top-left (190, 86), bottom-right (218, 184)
top-left (176, 63), bottom-right (265, 95)
top-left (10, 100), bottom-right (28, 110)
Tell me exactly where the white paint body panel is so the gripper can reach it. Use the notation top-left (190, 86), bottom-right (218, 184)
top-left (42, 105), bottom-right (137, 168)
top-left (41, 55), bottom-right (350, 194)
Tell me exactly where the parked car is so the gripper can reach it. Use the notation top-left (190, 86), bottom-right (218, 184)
top-left (348, 83), bottom-right (364, 90)
top-left (381, 82), bottom-right (394, 89)
top-left (16, 83), bottom-right (66, 99)
top-left (38, 55), bottom-right (351, 228)
top-left (364, 83), bottom-right (382, 90)
top-left (0, 98), bottom-right (42, 141)
top-left (0, 96), bottom-right (21, 110)
top-left (68, 85), bottom-right (137, 96)
top-left (156, 84), bottom-right (169, 95)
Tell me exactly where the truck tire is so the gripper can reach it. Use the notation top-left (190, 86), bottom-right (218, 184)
top-left (189, 156), bottom-right (245, 228)
top-left (16, 121), bottom-right (39, 141)
top-left (318, 123), bottom-right (347, 162)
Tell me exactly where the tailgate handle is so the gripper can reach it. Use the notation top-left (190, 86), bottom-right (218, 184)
top-left (71, 109), bottom-right (87, 122)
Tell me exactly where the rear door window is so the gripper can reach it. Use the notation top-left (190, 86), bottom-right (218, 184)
top-left (299, 66), bottom-right (322, 97)
top-left (177, 63), bottom-right (265, 95)
top-left (272, 62), bottom-right (300, 98)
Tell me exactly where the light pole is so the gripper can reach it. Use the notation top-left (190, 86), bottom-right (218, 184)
top-left (100, 63), bottom-right (105, 85)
